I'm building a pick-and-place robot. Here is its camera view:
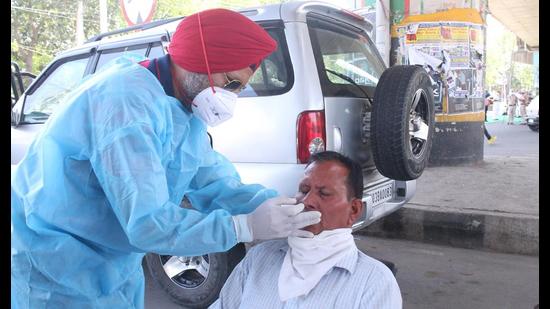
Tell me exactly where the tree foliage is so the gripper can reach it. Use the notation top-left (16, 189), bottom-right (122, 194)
top-left (485, 15), bottom-right (535, 94)
top-left (152, 0), bottom-right (282, 19)
top-left (11, 0), bottom-right (282, 74)
top-left (485, 24), bottom-right (515, 90)
top-left (511, 62), bottom-right (533, 91)
top-left (11, 0), bottom-right (124, 73)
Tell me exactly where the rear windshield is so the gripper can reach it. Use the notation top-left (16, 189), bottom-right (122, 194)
top-left (307, 16), bottom-right (385, 98)
top-left (238, 26), bottom-right (294, 97)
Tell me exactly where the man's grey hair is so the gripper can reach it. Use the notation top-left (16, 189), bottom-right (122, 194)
top-left (182, 72), bottom-right (211, 99)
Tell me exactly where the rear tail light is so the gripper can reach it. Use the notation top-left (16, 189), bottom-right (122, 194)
top-left (297, 111), bottom-right (326, 164)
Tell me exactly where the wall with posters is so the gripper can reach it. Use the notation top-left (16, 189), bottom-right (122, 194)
top-left (388, 7), bottom-right (488, 164)
top-left (392, 9), bottom-right (485, 115)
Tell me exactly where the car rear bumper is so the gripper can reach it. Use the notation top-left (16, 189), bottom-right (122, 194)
top-left (354, 179), bottom-right (415, 230)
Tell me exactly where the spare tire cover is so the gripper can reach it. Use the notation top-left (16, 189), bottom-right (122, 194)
top-left (370, 65), bottom-right (435, 180)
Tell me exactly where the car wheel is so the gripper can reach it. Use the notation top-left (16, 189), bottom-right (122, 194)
top-left (145, 243), bottom-right (246, 308)
top-left (528, 124), bottom-right (539, 132)
top-left (370, 65), bottom-right (435, 180)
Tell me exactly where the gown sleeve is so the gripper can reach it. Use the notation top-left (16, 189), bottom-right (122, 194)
top-left (89, 91), bottom-right (240, 256)
top-left (185, 147), bottom-right (278, 215)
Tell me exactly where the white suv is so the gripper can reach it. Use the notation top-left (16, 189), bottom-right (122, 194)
top-left (11, 1), bottom-right (435, 307)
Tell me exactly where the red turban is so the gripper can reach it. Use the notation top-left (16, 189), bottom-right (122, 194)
top-left (168, 8), bottom-right (277, 74)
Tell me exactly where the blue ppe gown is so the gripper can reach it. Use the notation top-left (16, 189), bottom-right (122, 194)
top-left (11, 56), bottom-right (277, 308)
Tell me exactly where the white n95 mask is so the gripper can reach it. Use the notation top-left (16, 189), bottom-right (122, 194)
top-left (191, 86), bottom-right (238, 127)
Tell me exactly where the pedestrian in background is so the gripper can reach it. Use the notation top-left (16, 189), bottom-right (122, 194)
top-left (519, 90), bottom-right (531, 125)
top-left (507, 90), bottom-right (519, 125)
top-left (484, 93), bottom-right (497, 144)
top-left (492, 91), bottom-right (503, 121)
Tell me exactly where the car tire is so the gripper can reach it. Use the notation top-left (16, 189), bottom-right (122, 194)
top-left (145, 243), bottom-right (246, 308)
top-left (370, 65), bottom-right (435, 180)
top-left (528, 124), bottom-right (539, 132)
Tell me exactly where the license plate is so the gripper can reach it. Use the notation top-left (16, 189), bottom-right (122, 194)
top-left (368, 183), bottom-right (394, 206)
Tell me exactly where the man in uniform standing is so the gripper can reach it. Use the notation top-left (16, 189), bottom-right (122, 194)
top-left (507, 90), bottom-right (519, 125)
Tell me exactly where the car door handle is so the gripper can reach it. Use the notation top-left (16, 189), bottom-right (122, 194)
top-left (333, 126), bottom-right (342, 153)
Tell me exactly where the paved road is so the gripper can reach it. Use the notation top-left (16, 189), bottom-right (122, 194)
top-left (144, 235), bottom-right (539, 308)
top-left (412, 155), bottom-right (539, 215)
top-left (355, 236), bottom-right (539, 309)
top-left (483, 122), bottom-right (538, 157)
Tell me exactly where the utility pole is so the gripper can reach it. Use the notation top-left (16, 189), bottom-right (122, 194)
top-left (100, 0), bottom-right (108, 33)
top-left (76, 0), bottom-right (84, 45)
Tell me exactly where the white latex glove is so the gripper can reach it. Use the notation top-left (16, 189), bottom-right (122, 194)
top-left (248, 197), bottom-right (321, 241)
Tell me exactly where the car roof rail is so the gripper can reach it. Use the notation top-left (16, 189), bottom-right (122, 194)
top-left (86, 16), bottom-right (185, 43)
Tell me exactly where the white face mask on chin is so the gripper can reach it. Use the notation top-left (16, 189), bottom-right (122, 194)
top-left (191, 86), bottom-right (238, 127)
top-left (278, 228), bottom-right (357, 301)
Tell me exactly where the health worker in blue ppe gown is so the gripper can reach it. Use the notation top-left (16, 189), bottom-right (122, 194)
top-left (11, 8), bottom-right (321, 308)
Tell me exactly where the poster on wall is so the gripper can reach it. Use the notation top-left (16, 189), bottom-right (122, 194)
top-left (396, 21), bottom-right (485, 114)
top-left (469, 24), bottom-right (485, 111)
top-left (407, 46), bottom-right (445, 113)
top-left (447, 69), bottom-right (473, 113)
top-left (405, 23), bottom-right (440, 44)
top-left (401, 22), bottom-right (446, 113)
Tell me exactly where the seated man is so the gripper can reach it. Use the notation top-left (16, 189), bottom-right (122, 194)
top-left (210, 151), bottom-right (402, 308)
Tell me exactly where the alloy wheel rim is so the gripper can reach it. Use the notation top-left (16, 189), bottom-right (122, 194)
top-left (408, 89), bottom-right (430, 158)
top-left (160, 254), bottom-right (210, 289)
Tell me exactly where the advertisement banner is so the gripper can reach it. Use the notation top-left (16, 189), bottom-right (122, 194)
top-left (405, 23), bottom-right (441, 44)
top-left (445, 43), bottom-right (469, 68)
top-left (441, 24), bottom-right (469, 42)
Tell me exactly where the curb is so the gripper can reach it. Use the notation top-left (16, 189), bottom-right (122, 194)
top-left (355, 204), bottom-right (539, 256)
